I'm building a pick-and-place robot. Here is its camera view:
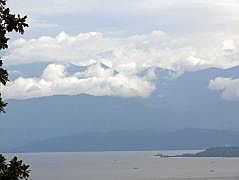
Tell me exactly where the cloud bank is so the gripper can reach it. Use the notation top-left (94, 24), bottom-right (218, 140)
top-left (209, 77), bottom-right (239, 101)
top-left (2, 63), bottom-right (155, 99)
top-left (7, 31), bottom-right (239, 73)
top-left (3, 30), bottom-right (239, 99)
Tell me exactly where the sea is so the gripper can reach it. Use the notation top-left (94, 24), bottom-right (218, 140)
top-left (4, 150), bottom-right (239, 180)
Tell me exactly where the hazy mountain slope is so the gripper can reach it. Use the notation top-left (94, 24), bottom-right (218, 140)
top-left (11, 129), bottom-right (239, 152)
top-left (1, 65), bottom-right (239, 151)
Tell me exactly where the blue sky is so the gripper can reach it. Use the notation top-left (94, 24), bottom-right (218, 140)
top-left (1, 0), bottom-right (239, 101)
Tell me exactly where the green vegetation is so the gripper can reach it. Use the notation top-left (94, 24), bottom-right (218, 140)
top-left (0, 0), bottom-right (28, 113)
top-left (0, 155), bottom-right (30, 180)
top-left (155, 147), bottom-right (239, 158)
top-left (0, 0), bottom-right (30, 179)
top-left (195, 147), bottom-right (239, 157)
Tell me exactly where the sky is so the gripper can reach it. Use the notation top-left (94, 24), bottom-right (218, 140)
top-left (2, 0), bottom-right (239, 100)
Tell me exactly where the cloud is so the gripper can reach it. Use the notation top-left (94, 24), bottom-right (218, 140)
top-left (4, 28), bottom-right (239, 100)
top-left (8, 0), bottom-right (239, 15)
top-left (2, 63), bottom-right (155, 99)
top-left (7, 31), bottom-right (239, 74)
top-left (209, 77), bottom-right (239, 101)
top-left (8, 0), bottom-right (239, 37)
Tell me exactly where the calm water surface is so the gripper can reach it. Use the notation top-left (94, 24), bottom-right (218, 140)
top-left (5, 151), bottom-right (239, 180)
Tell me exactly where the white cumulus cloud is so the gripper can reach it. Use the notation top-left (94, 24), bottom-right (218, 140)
top-left (2, 63), bottom-right (155, 100)
top-left (209, 77), bottom-right (239, 101)
top-left (7, 31), bottom-right (239, 73)
top-left (4, 31), bottom-right (239, 100)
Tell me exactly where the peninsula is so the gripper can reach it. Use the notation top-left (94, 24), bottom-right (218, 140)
top-left (155, 147), bottom-right (239, 158)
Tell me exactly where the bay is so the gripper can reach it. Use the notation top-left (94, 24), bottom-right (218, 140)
top-left (5, 150), bottom-right (239, 180)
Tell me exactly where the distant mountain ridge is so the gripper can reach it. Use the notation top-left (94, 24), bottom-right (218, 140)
top-left (11, 128), bottom-right (239, 153)
top-left (1, 64), bottom-right (239, 151)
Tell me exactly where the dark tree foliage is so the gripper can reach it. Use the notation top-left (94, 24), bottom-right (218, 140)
top-left (0, 0), bottom-right (28, 113)
top-left (0, 155), bottom-right (30, 180)
top-left (0, 1), bottom-right (30, 179)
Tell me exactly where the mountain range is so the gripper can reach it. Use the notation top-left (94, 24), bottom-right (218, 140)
top-left (1, 63), bottom-right (239, 151)
top-left (10, 128), bottom-right (239, 153)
